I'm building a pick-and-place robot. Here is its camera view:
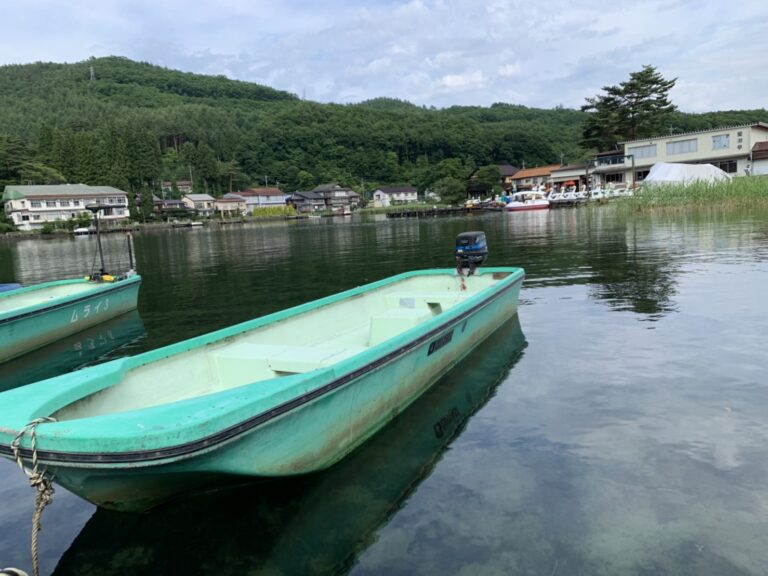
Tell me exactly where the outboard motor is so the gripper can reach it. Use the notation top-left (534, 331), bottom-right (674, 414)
top-left (455, 231), bottom-right (487, 276)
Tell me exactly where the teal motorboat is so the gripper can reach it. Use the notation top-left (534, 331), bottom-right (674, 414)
top-left (0, 274), bottom-right (141, 363)
top-left (0, 207), bottom-right (141, 363)
top-left (1, 239), bottom-right (523, 512)
top-left (1, 309), bottom-right (146, 392)
top-left (52, 316), bottom-right (526, 574)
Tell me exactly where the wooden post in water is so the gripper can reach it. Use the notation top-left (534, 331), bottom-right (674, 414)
top-left (86, 203), bottom-right (106, 274)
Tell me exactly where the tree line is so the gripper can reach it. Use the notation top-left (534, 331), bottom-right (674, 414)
top-left (1, 57), bottom-right (766, 214)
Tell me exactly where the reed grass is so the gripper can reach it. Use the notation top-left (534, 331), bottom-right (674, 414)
top-left (250, 206), bottom-right (297, 219)
top-left (616, 177), bottom-right (768, 213)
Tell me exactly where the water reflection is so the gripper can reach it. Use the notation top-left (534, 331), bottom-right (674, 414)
top-left (1, 310), bottom-right (146, 391)
top-left (51, 315), bottom-right (526, 576)
top-left (9, 235), bottom-right (136, 284)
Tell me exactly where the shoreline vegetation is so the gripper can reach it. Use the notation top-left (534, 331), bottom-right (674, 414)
top-left (617, 178), bottom-right (768, 212)
top-left (0, 203), bottom-right (464, 238)
top-left (2, 182), bottom-right (767, 239)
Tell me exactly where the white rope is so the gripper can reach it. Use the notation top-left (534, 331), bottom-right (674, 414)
top-left (10, 417), bottom-right (57, 576)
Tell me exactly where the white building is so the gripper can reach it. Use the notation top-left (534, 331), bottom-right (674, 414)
top-left (238, 188), bottom-right (287, 212)
top-left (372, 186), bottom-right (418, 208)
top-left (216, 194), bottom-right (247, 216)
top-left (182, 193), bottom-right (215, 216)
top-left (2, 184), bottom-right (129, 231)
top-left (593, 123), bottom-right (768, 187)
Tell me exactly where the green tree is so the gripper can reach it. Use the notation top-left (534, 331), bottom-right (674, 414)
top-left (296, 170), bottom-right (315, 190)
top-left (474, 165), bottom-right (502, 195)
top-left (432, 176), bottom-right (466, 205)
top-left (138, 186), bottom-right (154, 221)
top-left (581, 65), bottom-right (677, 150)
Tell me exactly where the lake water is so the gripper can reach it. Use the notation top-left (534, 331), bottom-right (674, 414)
top-left (1, 206), bottom-right (767, 575)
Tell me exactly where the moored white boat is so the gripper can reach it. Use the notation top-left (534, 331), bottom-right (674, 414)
top-left (506, 191), bottom-right (550, 212)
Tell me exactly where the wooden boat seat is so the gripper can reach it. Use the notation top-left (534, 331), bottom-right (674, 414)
top-left (211, 342), bottom-right (369, 379)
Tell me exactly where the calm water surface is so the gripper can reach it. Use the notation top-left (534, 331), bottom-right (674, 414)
top-left (1, 207), bottom-right (767, 575)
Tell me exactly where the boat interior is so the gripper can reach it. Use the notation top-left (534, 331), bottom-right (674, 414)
top-left (0, 281), bottom-right (100, 314)
top-left (53, 273), bottom-right (508, 420)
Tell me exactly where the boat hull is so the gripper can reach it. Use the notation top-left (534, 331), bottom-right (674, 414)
top-left (506, 204), bottom-right (549, 211)
top-left (1, 268), bottom-right (522, 511)
top-left (0, 276), bottom-right (141, 363)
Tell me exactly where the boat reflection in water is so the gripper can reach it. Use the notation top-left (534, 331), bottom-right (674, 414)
top-left (52, 314), bottom-right (526, 576)
top-left (1, 310), bottom-right (146, 392)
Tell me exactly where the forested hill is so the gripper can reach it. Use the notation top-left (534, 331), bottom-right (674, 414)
top-left (0, 56), bottom-right (766, 204)
top-left (0, 56), bottom-right (590, 198)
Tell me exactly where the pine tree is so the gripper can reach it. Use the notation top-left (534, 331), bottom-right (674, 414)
top-left (581, 65), bottom-right (677, 150)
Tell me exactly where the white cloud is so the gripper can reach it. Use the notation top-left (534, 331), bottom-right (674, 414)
top-left (439, 70), bottom-right (486, 89)
top-left (363, 57), bottom-right (392, 74)
top-left (1, 0), bottom-right (768, 111)
top-left (498, 62), bottom-right (522, 78)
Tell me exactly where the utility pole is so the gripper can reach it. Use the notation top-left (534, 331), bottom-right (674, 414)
top-left (89, 66), bottom-right (95, 82)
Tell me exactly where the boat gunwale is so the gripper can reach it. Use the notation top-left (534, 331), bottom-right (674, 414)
top-left (0, 268), bottom-right (524, 467)
top-left (0, 275), bottom-right (142, 325)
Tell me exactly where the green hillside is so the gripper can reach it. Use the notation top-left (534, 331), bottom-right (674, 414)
top-left (0, 56), bottom-right (766, 208)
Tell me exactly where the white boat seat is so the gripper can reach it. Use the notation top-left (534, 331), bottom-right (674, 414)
top-left (368, 307), bottom-right (434, 346)
top-left (383, 292), bottom-right (465, 311)
top-left (210, 342), bottom-right (369, 379)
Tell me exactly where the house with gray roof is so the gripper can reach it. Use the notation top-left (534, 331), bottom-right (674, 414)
top-left (182, 193), bottom-right (215, 216)
top-left (287, 191), bottom-right (326, 213)
top-left (372, 186), bottom-right (418, 207)
top-left (2, 184), bottom-right (129, 231)
top-left (309, 183), bottom-right (360, 212)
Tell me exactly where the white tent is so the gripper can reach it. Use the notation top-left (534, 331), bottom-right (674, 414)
top-left (643, 162), bottom-right (731, 186)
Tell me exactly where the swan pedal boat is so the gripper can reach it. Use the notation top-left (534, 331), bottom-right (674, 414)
top-left (0, 267), bottom-right (524, 511)
top-left (0, 275), bottom-right (142, 363)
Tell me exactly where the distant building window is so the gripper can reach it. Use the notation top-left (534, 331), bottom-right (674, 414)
top-left (21, 215), bottom-right (29, 221)
top-left (32, 215), bottom-right (41, 220)
top-left (667, 139), bottom-right (698, 155)
top-left (606, 173), bottom-right (625, 183)
top-left (30, 200), bottom-right (42, 208)
top-left (74, 200), bottom-right (80, 206)
top-left (708, 160), bottom-right (737, 173)
top-left (46, 200), bottom-right (56, 207)
top-left (628, 144), bottom-right (657, 159)
top-left (635, 170), bottom-right (650, 181)
top-left (596, 155), bottom-right (627, 166)
top-left (60, 200), bottom-right (70, 207)
top-left (712, 134), bottom-right (730, 150)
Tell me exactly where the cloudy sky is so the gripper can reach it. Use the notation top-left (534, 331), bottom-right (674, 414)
top-left (2, 0), bottom-right (767, 112)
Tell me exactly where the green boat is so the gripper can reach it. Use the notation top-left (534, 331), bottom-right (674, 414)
top-left (0, 206), bottom-right (141, 363)
top-left (0, 275), bottom-right (142, 363)
top-left (52, 316), bottom-right (526, 574)
top-left (1, 265), bottom-right (524, 512)
top-left (1, 309), bottom-right (146, 392)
